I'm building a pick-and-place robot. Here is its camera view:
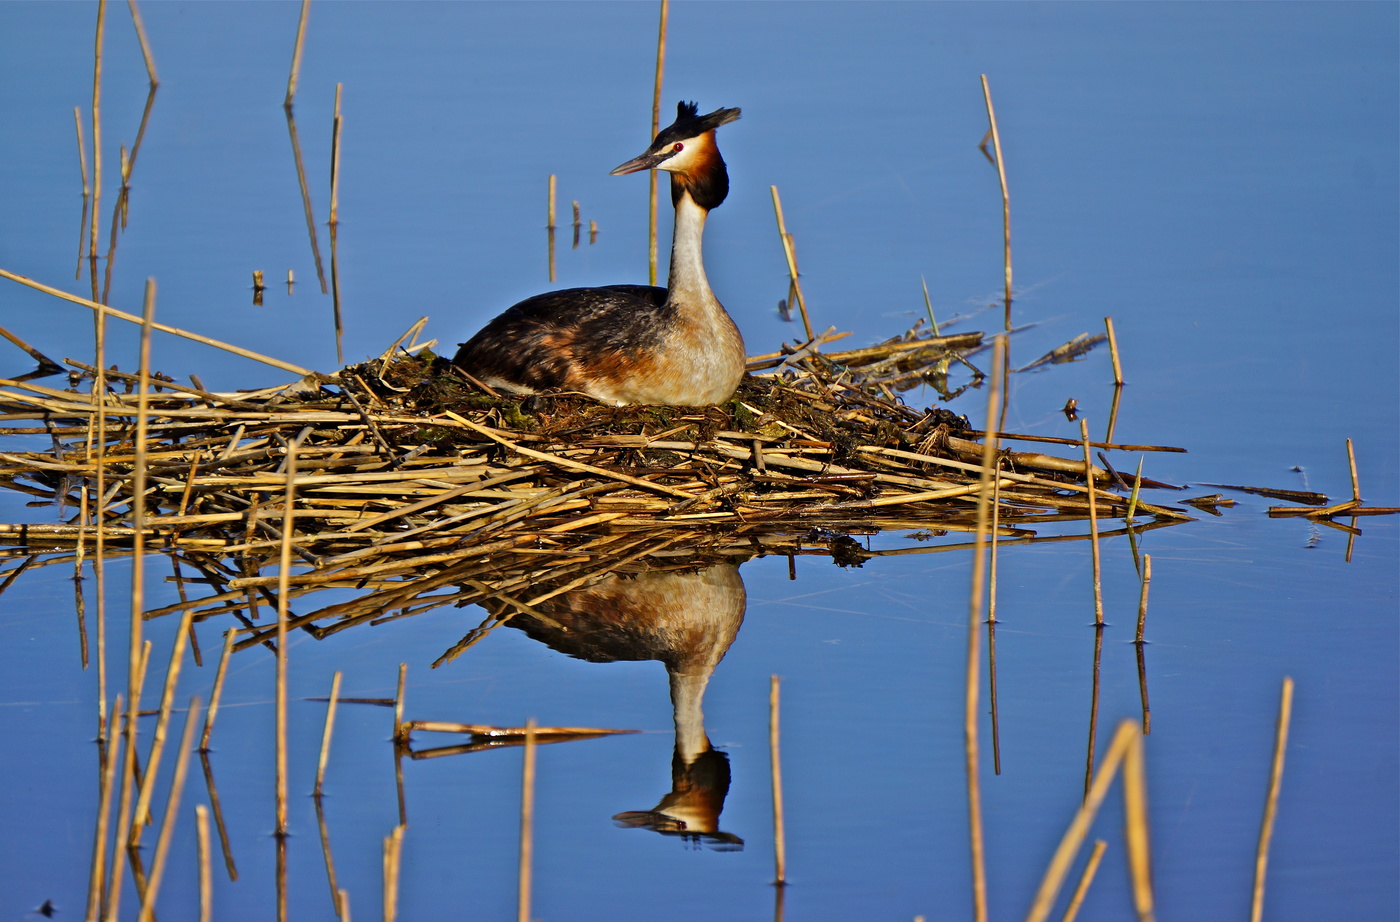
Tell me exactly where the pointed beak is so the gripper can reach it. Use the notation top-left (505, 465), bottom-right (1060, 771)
top-left (610, 148), bottom-right (671, 176)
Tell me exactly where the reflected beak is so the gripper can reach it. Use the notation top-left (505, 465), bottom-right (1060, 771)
top-left (610, 149), bottom-right (671, 176)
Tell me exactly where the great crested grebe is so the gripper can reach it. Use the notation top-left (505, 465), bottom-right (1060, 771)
top-left (452, 102), bottom-right (745, 406)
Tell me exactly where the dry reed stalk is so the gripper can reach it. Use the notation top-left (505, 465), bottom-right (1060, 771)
top-left (314, 670), bottom-right (343, 796)
top-left (130, 604), bottom-right (196, 838)
top-left (517, 718), bottom-right (537, 922)
top-left (1079, 419), bottom-right (1103, 626)
top-left (1251, 676), bottom-right (1295, 922)
top-left (394, 662), bottom-right (407, 743)
top-left (1134, 554), bottom-right (1152, 644)
top-left (1024, 720), bottom-right (1155, 922)
top-left (548, 174), bottom-right (557, 282)
top-left (126, 0), bottom-right (158, 86)
top-left (1060, 839), bottom-right (1107, 922)
top-left (135, 695), bottom-right (201, 922)
top-left (329, 83), bottom-right (345, 364)
top-left (979, 75), bottom-right (1012, 326)
top-left (275, 437), bottom-right (300, 837)
top-left (285, 0), bottom-right (311, 106)
top-left (648, 0), bottom-right (669, 286)
top-left (199, 628), bottom-right (237, 751)
top-left (1345, 438), bottom-right (1359, 502)
top-left (339, 889), bottom-right (351, 922)
top-left (85, 693), bottom-right (122, 922)
top-left (1104, 317), bottom-right (1123, 386)
top-left (89, 0), bottom-right (106, 301)
top-left (769, 186), bottom-right (814, 341)
top-left (383, 825), bottom-right (404, 922)
top-left (0, 268), bottom-right (315, 375)
top-left (963, 336), bottom-right (1004, 922)
top-left (769, 674), bottom-right (787, 886)
top-left (921, 276), bottom-right (941, 335)
top-left (196, 803), bottom-right (212, 922)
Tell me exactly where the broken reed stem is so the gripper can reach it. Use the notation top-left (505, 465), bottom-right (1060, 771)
top-left (770, 186), bottom-right (814, 342)
top-left (1060, 839), bottom-right (1108, 922)
top-left (0, 267), bottom-right (315, 375)
top-left (85, 693), bottom-right (123, 922)
top-left (517, 718), bottom-right (537, 922)
top-left (1135, 554), bottom-right (1152, 644)
top-left (383, 825), bottom-right (404, 922)
top-left (314, 671), bottom-right (343, 796)
top-left (964, 336), bottom-right (1004, 922)
top-left (648, 0), bottom-right (669, 287)
top-left (131, 605), bottom-right (196, 837)
top-left (979, 74), bottom-right (1012, 325)
top-left (921, 275), bottom-right (941, 336)
top-left (988, 469), bottom-right (1002, 775)
top-left (1079, 419), bottom-right (1103, 626)
top-left (89, 0), bottom-right (106, 301)
top-left (769, 675), bottom-right (787, 886)
top-left (199, 628), bottom-right (236, 751)
top-left (126, 0), bottom-right (158, 87)
top-left (394, 662), bottom-right (407, 742)
top-left (275, 438), bottom-right (299, 837)
top-left (329, 83), bottom-right (345, 365)
top-left (1251, 676), bottom-right (1295, 922)
top-left (136, 696), bottom-right (202, 922)
top-left (1025, 720), bottom-right (1154, 922)
top-left (1104, 317), bottom-right (1123, 386)
top-left (1345, 438), bottom-right (1360, 503)
top-left (196, 804), bottom-right (212, 922)
top-left (285, 0), bottom-right (311, 106)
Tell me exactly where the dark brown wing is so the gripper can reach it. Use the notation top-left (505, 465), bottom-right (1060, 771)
top-left (452, 285), bottom-right (670, 392)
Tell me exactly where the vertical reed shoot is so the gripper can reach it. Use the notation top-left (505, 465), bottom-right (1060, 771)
top-left (200, 628), bottom-right (237, 751)
top-left (314, 671), bottom-right (343, 796)
top-left (196, 804), bottom-right (212, 922)
top-left (1251, 677), bottom-right (1295, 922)
top-left (1079, 419), bottom-right (1103, 626)
top-left (329, 83), bottom-right (345, 364)
top-left (979, 74), bottom-right (1011, 327)
top-left (648, 0), bottom-right (669, 287)
top-left (136, 696), bottom-right (202, 922)
top-left (1104, 317), bottom-right (1123, 386)
top-left (769, 186), bottom-right (814, 341)
top-left (275, 437), bottom-right (299, 837)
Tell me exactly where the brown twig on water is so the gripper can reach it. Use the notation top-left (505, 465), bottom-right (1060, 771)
top-left (769, 186), bottom-right (814, 342)
top-left (648, 0), bottom-right (669, 286)
top-left (979, 75), bottom-right (1012, 328)
top-left (1251, 676), bottom-right (1295, 922)
top-left (769, 674), bottom-right (787, 886)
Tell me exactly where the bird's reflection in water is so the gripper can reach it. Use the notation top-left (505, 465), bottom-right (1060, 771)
top-left (497, 563), bottom-right (746, 850)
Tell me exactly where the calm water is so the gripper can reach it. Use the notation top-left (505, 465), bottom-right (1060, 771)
top-left (0, 3), bottom-right (1396, 920)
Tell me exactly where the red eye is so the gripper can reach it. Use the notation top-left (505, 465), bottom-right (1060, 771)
top-left (672, 142), bottom-right (684, 152)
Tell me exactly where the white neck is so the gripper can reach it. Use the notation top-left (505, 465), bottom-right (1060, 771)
top-left (669, 670), bottom-right (711, 761)
top-left (666, 191), bottom-right (711, 303)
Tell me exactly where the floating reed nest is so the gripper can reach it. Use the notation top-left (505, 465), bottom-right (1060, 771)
top-left (0, 326), bottom-right (1193, 647)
